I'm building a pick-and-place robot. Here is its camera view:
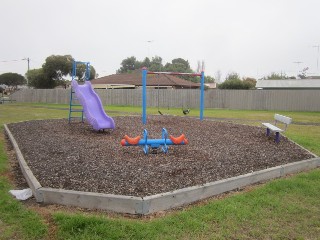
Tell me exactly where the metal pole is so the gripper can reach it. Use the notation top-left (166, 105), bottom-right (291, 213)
top-left (142, 68), bottom-right (147, 124)
top-left (200, 71), bottom-right (205, 120)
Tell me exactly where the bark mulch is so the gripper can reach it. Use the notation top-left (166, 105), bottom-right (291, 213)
top-left (6, 116), bottom-right (314, 197)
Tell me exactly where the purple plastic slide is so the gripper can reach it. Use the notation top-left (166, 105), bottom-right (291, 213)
top-left (71, 80), bottom-right (115, 130)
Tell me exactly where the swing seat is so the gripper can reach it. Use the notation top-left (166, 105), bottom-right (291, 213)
top-left (182, 109), bottom-right (190, 115)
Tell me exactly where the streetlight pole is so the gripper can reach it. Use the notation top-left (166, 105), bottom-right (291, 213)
top-left (147, 40), bottom-right (153, 59)
top-left (22, 58), bottom-right (30, 86)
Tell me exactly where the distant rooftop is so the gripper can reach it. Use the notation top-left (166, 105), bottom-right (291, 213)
top-left (256, 79), bottom-right (320, 89)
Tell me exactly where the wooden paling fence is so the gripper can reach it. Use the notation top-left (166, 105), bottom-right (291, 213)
top-left (10, 88), bottom-right (320, 111)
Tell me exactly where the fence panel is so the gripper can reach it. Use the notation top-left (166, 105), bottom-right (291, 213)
top-left (10, 89), bottom-right (320, 111)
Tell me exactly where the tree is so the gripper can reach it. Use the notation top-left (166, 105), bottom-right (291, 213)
top-left (218, 72), bottom-right (254, 89)
top-left (74, 64), bottom-right (96, 82)
top-left (25, 54), bottom-right (96, 89)
top-left (0, 72), bottom-right (26, 91)
top-left (164, 58), bottom-right (192, 73)
top-left (117, 56), bottom-right (140, 73)
top-left (149, 56), bottom-right (163, 72)
top-left (27, 55), bottom-right (73, 89)
top-left (204, 75), bottom-right (215, 83)
top-left (42, 55), bottom-right (73, 80)
top-left (26, 69), bottom-right (54, 89)
top-left (164, 57), bottom-right (196, 82)
top-left (297, 67), bottom-right (308, 79)
top-left (116, 55), bottom-right (211, 83)
top-left (242, 77), bottom-right (256, 89)
top-left (264, 72), bottom-right (287, 80)
top-left (141, 57), bottom-right (151, 68)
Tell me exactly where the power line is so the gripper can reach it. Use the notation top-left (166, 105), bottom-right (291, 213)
top-left (0, 58), bottom-right (26, 63)
top-left (0, 58), bottom-right (29, 70)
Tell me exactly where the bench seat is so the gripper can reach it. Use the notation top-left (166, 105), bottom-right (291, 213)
top-left (262, 123), bottom-right (283, 132)
top-left (262, 114), bottom-right (292, 143)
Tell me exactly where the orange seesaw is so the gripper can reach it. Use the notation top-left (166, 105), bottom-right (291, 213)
top-left (121, 128), bottom-right (188, 154)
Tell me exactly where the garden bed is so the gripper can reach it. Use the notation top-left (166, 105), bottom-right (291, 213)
top-left (6, 116), bottom-right (314, 197)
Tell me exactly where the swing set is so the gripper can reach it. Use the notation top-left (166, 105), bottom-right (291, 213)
top-left (155, 73), bottom-right (192, 115)
top-left (141, 68), bottom-right (205, 124)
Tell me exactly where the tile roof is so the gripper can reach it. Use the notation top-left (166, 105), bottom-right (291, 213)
top-left (91, 71), bottom-right (201, 88)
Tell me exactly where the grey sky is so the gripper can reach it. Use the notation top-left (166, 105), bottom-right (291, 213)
top-left (1, 0), bottom-right (320, 80)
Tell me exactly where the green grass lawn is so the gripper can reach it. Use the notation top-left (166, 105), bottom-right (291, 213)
top-left (0, 103), bottom-right (319, 239)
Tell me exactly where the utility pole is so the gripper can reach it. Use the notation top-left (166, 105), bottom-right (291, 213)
top-left (22, 57), bottom-right (30, 86)
top-left (22, 57), bottom-right (30, 71)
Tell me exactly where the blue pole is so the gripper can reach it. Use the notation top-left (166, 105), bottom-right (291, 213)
top-left (200, 71), bottom-right (205, 120)
top-left (142, 68), bottom-right (147, 124)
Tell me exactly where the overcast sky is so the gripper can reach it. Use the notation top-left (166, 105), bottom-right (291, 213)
top-left (1, 0), bottom-right (320, 81)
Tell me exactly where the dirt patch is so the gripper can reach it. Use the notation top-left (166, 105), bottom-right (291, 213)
top-left (6, 116), bottom-right (314, 197)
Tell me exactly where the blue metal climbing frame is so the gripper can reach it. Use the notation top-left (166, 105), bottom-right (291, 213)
top-left (68, 61), bottom-right (91, 123)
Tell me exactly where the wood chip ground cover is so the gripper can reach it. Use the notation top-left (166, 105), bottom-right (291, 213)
top-left (7, 116), bottom-right (313, 197)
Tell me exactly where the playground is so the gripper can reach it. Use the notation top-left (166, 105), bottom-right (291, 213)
top-left (1, 63), bottom-right (319, 238)
top-left (2, 103), bottom-right (320, 238)
top-left (3, 63), bottom-right (318, 213)
top-left (6, 115), bottom-right (314, 197)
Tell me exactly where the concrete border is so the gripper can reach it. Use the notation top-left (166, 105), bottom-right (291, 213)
top-left (4, 124), bottom-right (43, 201)
top-left (4, 124), bottom-right (320, 215)
top-left (39, 188), bottom-right (143, 214)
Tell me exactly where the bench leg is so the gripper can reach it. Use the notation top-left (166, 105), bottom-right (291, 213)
top-left (275, 132), bottom-right (280, 143)
top-left (266, 128), bottom-right (270, 136)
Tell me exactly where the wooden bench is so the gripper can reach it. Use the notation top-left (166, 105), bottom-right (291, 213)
top-left (262, 114), bottom-right (292, 143)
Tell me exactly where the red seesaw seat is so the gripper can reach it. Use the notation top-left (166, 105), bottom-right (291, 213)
top-left (121, 135), bottom-right (141, 146)
top-left (169, 134), bottom-right (188, 145)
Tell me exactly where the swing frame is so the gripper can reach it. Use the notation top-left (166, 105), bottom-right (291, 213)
top-left (141, 68), bottom-right (205, 124)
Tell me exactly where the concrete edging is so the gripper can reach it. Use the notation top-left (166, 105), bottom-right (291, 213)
top-left (38, 188), bottom-right (144, 214)
top-left (4, 124), bottom-right (320, 215)
top-left (4, 124), bottom-right (43, 201)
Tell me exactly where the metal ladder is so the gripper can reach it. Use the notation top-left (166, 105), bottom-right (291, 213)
top-left (68, 60), bottom-right (90, 123)
top-left (68, 88), bottom-right (84, 123)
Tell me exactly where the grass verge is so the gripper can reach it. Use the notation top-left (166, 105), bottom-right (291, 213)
top-left (0, 103), bottom-right (319, 239)
top-left (0, 127), bottom-right (47, 240)
top-left (52, 169), bottom-right (320, 239)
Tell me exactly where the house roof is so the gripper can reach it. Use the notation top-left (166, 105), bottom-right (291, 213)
top-left (256, 79), bottom-right (320, 89)
top-left (91, 72), bottom-right (201, 88)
